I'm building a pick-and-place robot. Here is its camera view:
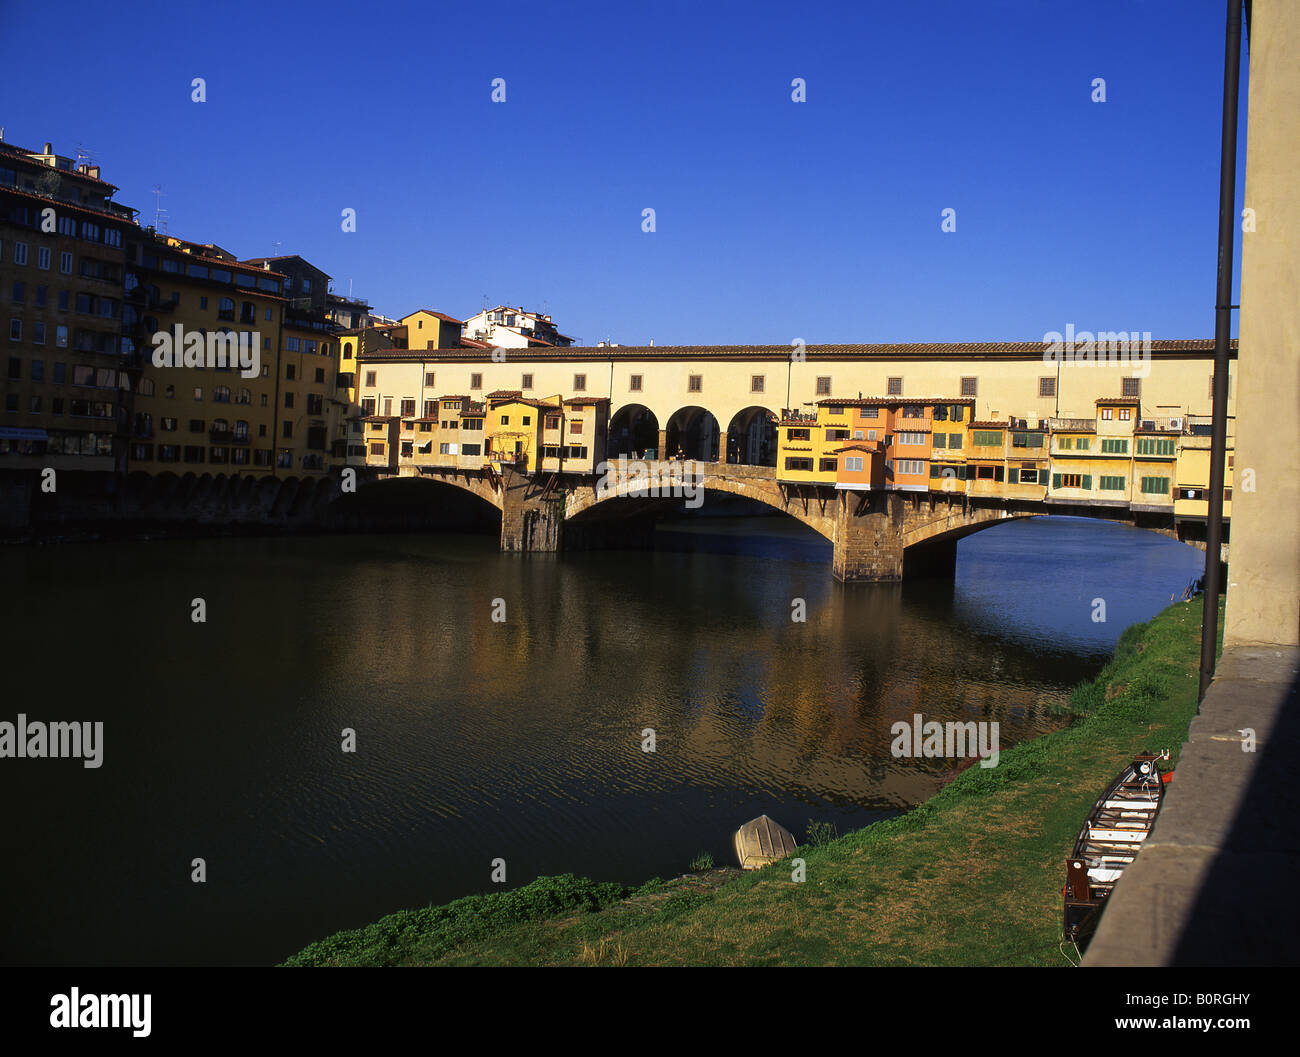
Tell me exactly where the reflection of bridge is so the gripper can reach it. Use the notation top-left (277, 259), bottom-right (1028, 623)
top-left (364, 459), bottom-right (1220, 581)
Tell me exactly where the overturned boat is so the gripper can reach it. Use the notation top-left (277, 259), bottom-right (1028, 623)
top-left (733, 814), bottom-right (799, 870)
top-left (1064, 751), bottom-right (1172, 949)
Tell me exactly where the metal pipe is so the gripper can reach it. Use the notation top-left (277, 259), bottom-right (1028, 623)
top-left (1199, 0), bottom-right (1244, 702)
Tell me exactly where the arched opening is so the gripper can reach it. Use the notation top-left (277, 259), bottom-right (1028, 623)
top-left (664, 406), bottom-right (720, 462)
top-left (725, 406), bottom-right (778, 466)
top-left (607, 404), bottom-right (660, 459)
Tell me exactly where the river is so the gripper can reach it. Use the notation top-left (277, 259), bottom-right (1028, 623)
top-left (0, 513), bottom-right (1204, 965)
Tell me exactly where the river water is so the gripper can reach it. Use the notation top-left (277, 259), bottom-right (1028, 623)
top-left (0, 514), bottom-right (1204, 965)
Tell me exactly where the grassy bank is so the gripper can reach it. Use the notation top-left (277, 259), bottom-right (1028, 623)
top-left (284, 597), bottom-right (1218, 967)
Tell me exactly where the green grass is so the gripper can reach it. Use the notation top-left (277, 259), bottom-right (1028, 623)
top-left (283, 597), bottom-right (1219, 967)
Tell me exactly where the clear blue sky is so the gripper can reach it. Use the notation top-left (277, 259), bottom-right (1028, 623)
top-left (1, 0), bottom-right (1246, 346)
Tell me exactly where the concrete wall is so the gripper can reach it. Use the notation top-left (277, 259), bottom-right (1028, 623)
top-left (1226, 0), bottom-right (1300, 647)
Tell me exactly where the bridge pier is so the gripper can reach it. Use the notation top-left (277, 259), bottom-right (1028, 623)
top-left (831, 491), bottom-right (905, 582)
top-left (499, 469), bottom-right (564, 553)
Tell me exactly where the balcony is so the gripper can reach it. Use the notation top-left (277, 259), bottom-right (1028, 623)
top-left (209, 429), bottom-right (250, 445)
top-left (1048, 417), bottom-right (1095, 431)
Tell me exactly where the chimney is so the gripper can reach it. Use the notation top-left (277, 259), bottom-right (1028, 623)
top-left (88, 165), bottom-right (100, 179)
top-left (43, 142), bottom-right (52, 154)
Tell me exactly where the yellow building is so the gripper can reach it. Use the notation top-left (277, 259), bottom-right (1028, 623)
top-left (126, 235), bottom-right (286, 476)
top-left (485, 395), bottom-right (559, 473)
top-left (1175, 416), bottom-right (1235, 522)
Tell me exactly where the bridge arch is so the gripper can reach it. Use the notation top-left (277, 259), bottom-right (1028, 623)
top-left (353, 468), bottom-right (503, 512)
top-left (564, 470), bottom-right (835, 540)
top-left (607, 403), bottom-right (660, 459)
top-left (725, 405), bottom-right (779, 466)
top-left (664, 405), bottom-right (720, 462)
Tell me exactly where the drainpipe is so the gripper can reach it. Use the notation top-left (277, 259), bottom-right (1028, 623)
top-left (1199, 0), bottom-right (1244, 702)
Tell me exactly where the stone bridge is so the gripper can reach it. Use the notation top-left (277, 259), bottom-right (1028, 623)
top-left (364, 461), bottom-right (1221, 581)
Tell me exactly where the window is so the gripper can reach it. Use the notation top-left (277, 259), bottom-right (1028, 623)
top-left (1075, 437), bottom-right (1090, 450)
top-left (1011, 432), bottom-right (1044, 448)
top-left (8, 320), bottom-right (20, 341)
top-left (401, 398), bottom-right (416, 417)
top-left (521, 373), bottom-right (533, 389)
top-left (573, 374), bottom-right (586, 391)
top-left (13, 242), bottom-right (27, 266)
top-left (60, 252), bottom-right (73, 274)
top-left (844, 456), bottom-right (864, 472)
top-left (1121, 378), bottom-right (1141, 398)
top-left (887, 377), bottom-right (903, 396)
top-left (1054, 473), bottom-right (1084, 489)
top-left (32, 322), bottom-right (45, 345)
top-left (1100, 475), bottom-right (1126, 491)
top-left (1118, 408), bottom-right (1132, 421)
top-left (1135, 437), bottom-right (1176, 456)
top-left (1017, 468), bottom-right (1040, 484)
top-left (629, 375), bottom-right (643, 392)
top-left (972, 430), bottom-right (1002, 447)
top-left (569, 421), bottom-right (582, 434)
top-left (365, 371), bottom-right (377, 387)
top-left (546, 415), bottom-right (561, 429)
top-left (470, 373), bottom-right (482, 389)
top-left (37, 246), bottom-right (50, 270)
top-left (1140, 476), bottom-right (1170, 495)
top-left (901, 405), bottom-right (924, 419)
top-left (895, 459), bottom-right (925, 476)
top-left (282, 422), bottom-right (293, 438)
top-left (285, 364), bottom-right (296, 381)
top-left (960, 376), bottom-right (978, 397)
top-left (948, 433), bottom-right (963, 450)
top-left (751, 375), bottom-right (765, 393)
top-left (816, 376), bottom-right (831, 396)
top-left (688, 375), bottom-right (702, 393)
top-left (784, 457), bottom-right (813, 472)
top-left (1101, 438), bottom-right (1128, 454)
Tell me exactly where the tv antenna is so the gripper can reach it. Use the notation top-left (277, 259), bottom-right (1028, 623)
top-left (151, 185), bottom-right (165, 228)
top-left (74, 143), bottom-right (97, 168)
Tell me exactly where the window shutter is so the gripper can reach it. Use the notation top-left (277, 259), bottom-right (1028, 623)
top-left (1053, 473), bottom-right (1061, 490)
top-left (1008, 468), bottom-right (1019, 484)
top-left (1083, 475), bottom-right (1092, 490)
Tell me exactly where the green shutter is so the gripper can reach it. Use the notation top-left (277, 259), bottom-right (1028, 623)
top-left (1008, 468), bottom-right (1019, 484)
top-left (1083, 474), bottom-right (1092, 489)
top-left (1053, 473), bottom-right (1061, 489)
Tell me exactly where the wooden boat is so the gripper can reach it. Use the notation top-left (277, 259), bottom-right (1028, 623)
top-left (733, 814), bottom-right (798, 870)
top-left (1064, 751), bottom-right (1172, 948)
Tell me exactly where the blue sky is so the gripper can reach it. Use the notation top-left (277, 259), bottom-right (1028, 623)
top-left (0, 0), bottom-right (1246, 346)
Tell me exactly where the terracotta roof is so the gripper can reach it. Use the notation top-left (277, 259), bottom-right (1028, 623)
top-left (970, 420), bottom-right (1008, 428)
top-left (564, 396), bottom-right (609, 406)
top-left (361, 340), bottom-right (1233, 363)
top-left (406, 309), bottom-right (463, 324)
top-left (1096, 397), bottom-right (1142, 405)
top-left (832, 444), bottom-right (879, 454)
top-left (485, 390), bottom-right (523, 399)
